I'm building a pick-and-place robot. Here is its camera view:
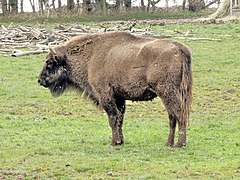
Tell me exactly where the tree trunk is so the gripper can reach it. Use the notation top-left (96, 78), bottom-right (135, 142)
top-left (147, 0), bottom-right (151, 12)
top-left (189, 0), bottom-right (205, 12)
top-left (141, 0), bottom-right (145, 11)
top-left (29, 0), bottom-right (36, 13)
top-left (52, 0), bottom-right (56, 10)
top-left (209, 0), bottom-right (230, 19)
top-left (38, 0), bottom-right (44, 15)
top-left (151, 0), bottom-right (161, 11)
top-left (20, 0), bottom-right (23, 13)
top-left (76, 0), bottom-right (80, 8)
top-left (165, 0), bottom-right (169, 9)
top-left (115, 0), bottom-right (121, 12)
top-left (9, 0), bottom-right (18, 14)
top-left (182, 0), bottom-right (186, 10)
top-left (82, 0), bottom-right (92, 14)
top-left (58, 0), bottom-right (61, 8)
top-left (1, 0), bottom-right (8, 15)
top-left (102, 0), bottom-right (107, 16)
top-left (124, 0), bottom-right (131, 11)
top-left (45, 0), bottom-right (50, 18)
top-left (67, 0), bottom-right (74, 10)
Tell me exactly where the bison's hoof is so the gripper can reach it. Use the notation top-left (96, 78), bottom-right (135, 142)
top-left (112, 140), bottom-right (124, 146)
top-left (174, 142), bottom-right (186, 148)
top-left (165, 143), bottom-right (174, 148)
top-left (165, 141), bottom-right (174, 147)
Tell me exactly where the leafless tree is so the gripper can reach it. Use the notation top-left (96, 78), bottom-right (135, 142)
top-left (58, 0), bottom-right (61, 8)
top-left (147, 0), bottom-right (162, 12)
top-left (29, 0), bottom-right (36, 13)
top-left (102, 0), bottom-right (107, 15)
top-left (0, 0), bottom-right (8, 15)
top-left (209, 0), bottom-right (230, 19)
top-left (45, 0), bottom-right (50, 17)
top-left (38, 0), bottom-right (44, 14)
top-left (52, 0), bottom-right (56, 10)
top-left (20, 0), bottom-right (23, 13)
top-left (67, 0), bottom-right (74, 10)
top-left (9, 0), bottom-right (18, 14)
top-left (141, 0), bottom-right (145, 11)
top-left (189, 0), bottom-right (205, 12)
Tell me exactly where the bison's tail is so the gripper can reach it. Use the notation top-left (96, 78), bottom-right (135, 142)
top-left (180, 46), bottom-right (192, 126)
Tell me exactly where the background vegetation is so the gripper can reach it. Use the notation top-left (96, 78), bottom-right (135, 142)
top-left (0, 0), bottom-right (219, 17)
top-left (0, 17), bottom-right (240, 179)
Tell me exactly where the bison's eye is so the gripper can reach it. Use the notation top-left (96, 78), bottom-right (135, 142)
top-left (46, 60), bottom-right (56, 70)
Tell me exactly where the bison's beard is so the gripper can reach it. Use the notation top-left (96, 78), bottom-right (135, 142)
top-left (49, 79), bottom-right (68, 97)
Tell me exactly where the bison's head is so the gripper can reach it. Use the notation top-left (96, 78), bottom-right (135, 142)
top-left (38, 48), bottom-right (70, 97)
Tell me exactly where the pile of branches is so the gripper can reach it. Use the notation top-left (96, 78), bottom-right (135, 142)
top-left (0, 19), bottom-right (228, 57)
top-left (0, 22), bottom-right (152, 57)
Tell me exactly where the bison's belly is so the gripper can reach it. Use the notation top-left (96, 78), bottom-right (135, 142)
top-left (116, 88), bottom-right (157, 101)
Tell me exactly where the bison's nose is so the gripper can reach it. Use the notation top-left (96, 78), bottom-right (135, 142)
top-left (38, 79), bottom-right (48, 87)
top-left (38, 79), bottom-right (44, 86)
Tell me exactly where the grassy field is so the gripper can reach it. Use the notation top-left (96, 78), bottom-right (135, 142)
top-left (0, 22), bottom-right (240, 179)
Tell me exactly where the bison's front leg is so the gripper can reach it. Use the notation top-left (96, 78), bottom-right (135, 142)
top-left (116, 98), bottom-right (126, 144)
top-left (101, 97), bottom-right (124, 145)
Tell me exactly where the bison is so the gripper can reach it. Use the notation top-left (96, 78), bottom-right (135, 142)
top-left (38, 31), bottom-right (192, 147)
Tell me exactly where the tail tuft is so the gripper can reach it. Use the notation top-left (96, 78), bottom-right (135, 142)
top-left (180, 47), bottom-right (192, 126)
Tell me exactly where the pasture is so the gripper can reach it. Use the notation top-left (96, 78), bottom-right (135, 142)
top-left (0, 22), bottom-right (240, 179)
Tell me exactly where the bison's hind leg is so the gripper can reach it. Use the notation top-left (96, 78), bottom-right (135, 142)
top-left (165, 114), bottom-right (177, 147)
top-left (157, 88), bottom-right (187, 148)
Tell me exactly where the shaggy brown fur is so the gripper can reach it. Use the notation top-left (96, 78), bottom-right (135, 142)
top-left (38, 31), bottom-right (192, 147)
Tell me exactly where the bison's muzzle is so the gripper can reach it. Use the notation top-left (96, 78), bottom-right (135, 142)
top-left (38, 78), bottom-right (49, 88)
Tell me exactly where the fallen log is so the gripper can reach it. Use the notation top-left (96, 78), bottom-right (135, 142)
top-left (0, 49), bottom-right (21, 53)
top-left (11, 49), bottom-right (49, 57)
top-left (187, 37), bottom-right (222, 41)
top-left (174, 37), bottom-right (221, 41)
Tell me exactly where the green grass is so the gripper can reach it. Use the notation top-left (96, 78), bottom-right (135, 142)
top-left (0, 22), bottom-right (240, 179)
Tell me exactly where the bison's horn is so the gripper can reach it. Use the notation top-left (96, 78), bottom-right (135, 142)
top-left (49, 47), bottom-right (56, 54)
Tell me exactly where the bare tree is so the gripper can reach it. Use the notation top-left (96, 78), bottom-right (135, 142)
top-left (209, 0), bottom-right (230, 19)
top-left (45, 0), bottom-right (50, 17)
top-left (8, 0), bottom-right (18, 14)
top-left (115, 0), bottom-right (121, 12)
top-left (189, 0), bottom-right (205, 12)
top-left (83, 0), bottom-right (92, 14)
top-left (52, 0), bottom-right (56, 10)
top-left (147, 0), bottom-right (161, 12)
top-left (29, 0), bottom-right (36, 13)
top-left (141, 0), bottom-right (145, 11)
top-left (147, 0), bottom-right (150, 11)
top-left (20, 0), bottom-right (23, 13)
top-left (151, 0), bottom-right (161, 11)
top-left (102, 0), bottom-right (106, 15)
top-left (124, 0), bottom-right (131, 11)
top-left (115, 0), bottom-right (129, 13)
top-left (0, 0), bottom-right (8, 15)
top-left (182, 0), bottom-right (186, 10)
top-left (38, 0), bottom-right (44, 14)
top-left (67, 0), bottom-right (74, 10)
top-left (58, 0), bottom-right (61, 8)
